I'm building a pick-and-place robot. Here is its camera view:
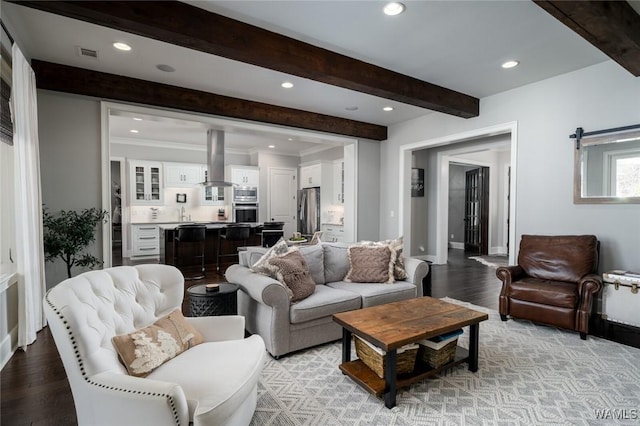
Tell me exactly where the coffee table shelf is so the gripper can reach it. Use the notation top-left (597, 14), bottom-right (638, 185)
top-left (333, 297), bottom-right (488, 408)
top-left (339, 346), bottom-right (469, 397)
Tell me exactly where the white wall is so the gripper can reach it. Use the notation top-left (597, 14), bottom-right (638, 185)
top-left (381, 61), bottom-right (640, 271)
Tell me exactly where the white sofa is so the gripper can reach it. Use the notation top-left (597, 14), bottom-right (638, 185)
top-left (44, 264), bottom-right (266, 426)
top-left (225, 242), bottom-right (429, 358)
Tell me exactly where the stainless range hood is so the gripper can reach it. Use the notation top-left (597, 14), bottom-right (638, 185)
top-left (201, 129), bottom-right (235, 187)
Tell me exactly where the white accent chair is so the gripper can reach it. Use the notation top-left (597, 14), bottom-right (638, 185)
top-left (43, 264), bottom-right (266, 426)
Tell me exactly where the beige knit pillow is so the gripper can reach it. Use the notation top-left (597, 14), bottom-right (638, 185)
top-left (112, 310), bottom-right (203, 377)
top-left (268, 249), bottom-right (316, 302)
top-left (359, 236), bottom-right (408, 280)
top-left (345, 245), bottom-right (396, 283)
top-left (250, 237), bottom-right (290, 277)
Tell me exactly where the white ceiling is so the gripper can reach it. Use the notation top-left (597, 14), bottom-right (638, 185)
top-left (3, 0), bottom-right (619, 154)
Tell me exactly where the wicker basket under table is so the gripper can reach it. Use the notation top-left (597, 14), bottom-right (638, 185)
top-left (354, 335), bottom-right (418, 379)
top-left (418, 339), bottom-right (458, 368)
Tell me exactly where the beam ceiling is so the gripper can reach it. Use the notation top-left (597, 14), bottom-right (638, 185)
top-left (534, 1), bottom-right (640, 77)
top-left (32, 60), bottom-right (387, 141)
top-left (13, 0), bottom-right (480, 118)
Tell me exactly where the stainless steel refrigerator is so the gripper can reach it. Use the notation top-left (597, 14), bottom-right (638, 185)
top-left (298, 187), bottom-right (320, 237)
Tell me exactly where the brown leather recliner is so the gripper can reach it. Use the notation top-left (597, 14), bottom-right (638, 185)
top-left (497, 235), bottom-right (602, 340)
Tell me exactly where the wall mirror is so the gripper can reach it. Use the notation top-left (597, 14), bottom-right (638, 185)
top-left (574, 127), bottom-right (640, 204)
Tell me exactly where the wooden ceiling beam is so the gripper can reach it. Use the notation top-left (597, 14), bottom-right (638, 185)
top-left (32, 60), bottom-right (387, 141)
top-left (13, 0), bottom-right (479, 118)
top-left (534, 1), bottom-right (640, 77)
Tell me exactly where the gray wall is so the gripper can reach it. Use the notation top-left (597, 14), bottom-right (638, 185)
top-left (380, 60), bottom-right (640, 272)
top-left (357, 139), bottom-right (380, 241)
top-left (38, 90), bottom-right (103, 288)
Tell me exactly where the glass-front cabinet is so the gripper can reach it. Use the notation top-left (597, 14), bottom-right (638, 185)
top-left (201, 169), bottom-right (226, 205)
top-left (128, 160), bottom-right (164, 205)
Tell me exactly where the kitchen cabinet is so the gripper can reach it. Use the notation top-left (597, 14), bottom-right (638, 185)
top-left (201, 169), bottom-right (226, 205)
top-left (333, 159), bottom-right (344, 204)
top-left (129, 160), bottom-right (163, 205)
top-left (299, 163), bottom-right (322, 188)
top-left (131, 224), bottom-right (160, 257)
top-left (229, 166), bottom-right (259, 187)
top-left (321, 224), bottom-right (345, 242)
top-left (164, 162), bottom-right (203, 187)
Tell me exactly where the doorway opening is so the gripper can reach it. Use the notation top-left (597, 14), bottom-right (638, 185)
top-left (399, 122), bottom-right (517, 265)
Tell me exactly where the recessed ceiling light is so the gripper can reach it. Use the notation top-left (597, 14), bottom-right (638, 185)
top-left (133, 117), bottom-right (143, 121)
top-left (281, 82), bottom-right (294, 89)
top-left (156, 64), bottom-right (176, 72)
top-left (113, 42), bottom-right (131, 51)
top-left (501, 60), bottom-right (519, 69)
top-left (383, 2), bottom-right (406, 16)
top-left (268, 145), bottom-right (275, 149)
top-left (287, 138), bottom-right (293, 141)
top-left (130, 129), bottom-right (139, 133)
top-left (345, 106), bottom-right (359, 111)
top-left (383, 106), bottom-right (394, 112)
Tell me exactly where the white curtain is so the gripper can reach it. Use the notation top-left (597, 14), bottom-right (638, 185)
top-left (12, 44), bottom-right (47, 349)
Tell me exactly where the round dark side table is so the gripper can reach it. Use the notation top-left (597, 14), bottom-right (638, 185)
top-left (187, 283), bottom-right (239, 317)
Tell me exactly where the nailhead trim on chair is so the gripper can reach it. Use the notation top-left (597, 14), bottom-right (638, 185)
top-left (45, 291), bottom-right (181, 425)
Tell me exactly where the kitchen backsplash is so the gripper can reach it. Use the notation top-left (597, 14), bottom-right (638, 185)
top-left (129, 187), bottom-right (230, 223)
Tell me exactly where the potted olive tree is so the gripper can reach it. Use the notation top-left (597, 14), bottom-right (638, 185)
top-left (43, 207), bottom-right (109, 278)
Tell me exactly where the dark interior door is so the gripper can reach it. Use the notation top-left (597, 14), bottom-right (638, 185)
top-left (464, 167), bottom-right (489, 254)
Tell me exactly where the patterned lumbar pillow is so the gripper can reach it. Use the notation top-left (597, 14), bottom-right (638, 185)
top-left (359, 236), bottom-right (408, 280)
top-left (250, 237), bottom-right (290, 277)
top-left (345, 244), bottom-right (396, 284)
top-left (268, 249), bottom-right (316, 302)
top-left (112, 309), bottom-right (204, 377)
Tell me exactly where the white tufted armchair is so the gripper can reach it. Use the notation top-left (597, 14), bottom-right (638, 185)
top-left (43, 264), bottom-right (266, 426)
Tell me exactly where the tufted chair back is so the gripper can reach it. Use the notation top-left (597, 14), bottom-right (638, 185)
top-left (44, 265), bottom-right (186, 424)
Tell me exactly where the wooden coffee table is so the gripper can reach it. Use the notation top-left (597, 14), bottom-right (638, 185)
top-left (333, 297), bottom-right (488, 408)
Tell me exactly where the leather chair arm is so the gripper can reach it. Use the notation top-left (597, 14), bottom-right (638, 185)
top-left (88, 372), bottom-right (189, 425)
top-left (577, 273), bottom-right (603, 307)
top-left (496, 265), bottom-right (524, 285)
top-left (225, 264), bottom-right (290, 309)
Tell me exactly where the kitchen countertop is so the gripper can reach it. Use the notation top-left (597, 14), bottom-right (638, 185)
top-left (321, 222), bottom-right (344, 226)
top-left (158, 222), bottom-right (263, 230)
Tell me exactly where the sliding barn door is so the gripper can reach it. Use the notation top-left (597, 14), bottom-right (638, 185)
top-left (464, 167), bottom-right (489, 255)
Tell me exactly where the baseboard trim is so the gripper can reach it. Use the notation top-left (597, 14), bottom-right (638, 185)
top-left (489, 246), bottom-right (507, 255)
top-left (448, 242), bottom-right (464, 250)
top-left (0, 325), bottom-right (18, 371)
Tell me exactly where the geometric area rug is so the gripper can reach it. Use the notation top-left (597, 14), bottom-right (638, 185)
top-left (252, 298), bottom-right (640, 425)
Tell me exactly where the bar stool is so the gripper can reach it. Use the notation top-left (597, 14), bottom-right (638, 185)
top-left (217, 224), bottom-right (251, 270)
top-left (173, 224), bottom-right (206, 280)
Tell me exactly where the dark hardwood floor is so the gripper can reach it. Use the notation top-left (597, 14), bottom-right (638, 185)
top-left (0, 251), bottom-right (501, 425)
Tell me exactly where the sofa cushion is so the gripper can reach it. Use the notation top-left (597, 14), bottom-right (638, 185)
top-left (345, 245), bottom-right (396, 283)
top-left (268, 249), bottom-right (316, 302)
top-left (112, 309), bottom-right (204, 377)
top-left (298, 244), bottom-right (325, 285)
top-left (327, 281), bottom-right (417, 308)
top-left (148, 335), bottom-right (265, 424)
top-left (323, 243), bottom-right (351, 282)
top-left (508, 277), bottom-right (578, 308)
top-left (289, 284), bottom-right (361, 324)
